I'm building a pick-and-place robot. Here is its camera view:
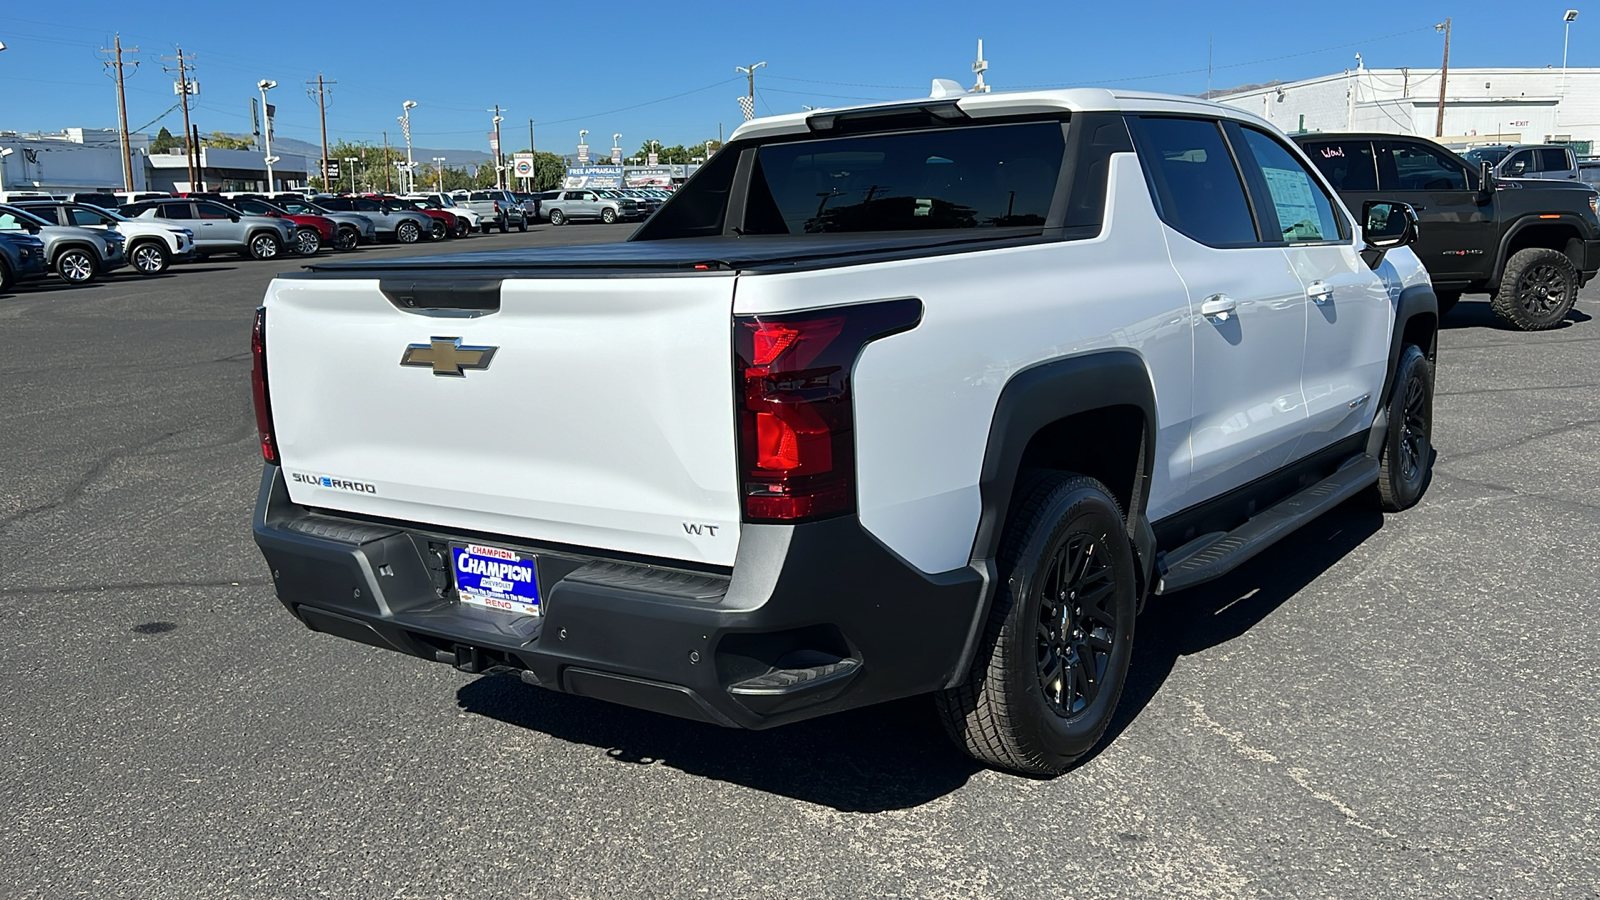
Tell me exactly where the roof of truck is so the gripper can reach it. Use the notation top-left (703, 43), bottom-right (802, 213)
top-left (729, 85), bottom-right (1276, 142)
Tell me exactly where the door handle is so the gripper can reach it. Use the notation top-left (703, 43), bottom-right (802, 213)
top-left (1308, 281), bottom-right (1334, 305)
top-left (1200, 294), bottom-right (1237, 320)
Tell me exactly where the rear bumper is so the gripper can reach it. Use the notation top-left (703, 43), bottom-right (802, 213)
top-left (252, 466), bottom-right (984, 728)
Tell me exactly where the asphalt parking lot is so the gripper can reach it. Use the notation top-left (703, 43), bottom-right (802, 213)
top-left (2, 227), bottom-right (1597, 899)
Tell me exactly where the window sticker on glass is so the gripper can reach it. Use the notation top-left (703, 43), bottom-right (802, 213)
top-left (1261, 168), bottom-right (1323, 240)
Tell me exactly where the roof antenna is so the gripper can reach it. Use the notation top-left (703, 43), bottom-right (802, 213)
top-left (971, 39), bottom-right (991, 93)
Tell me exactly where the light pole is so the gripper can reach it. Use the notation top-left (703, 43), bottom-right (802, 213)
top-left (343, 156), bottom-right (358, 194)
top-left (257, 80), bottom-right (278, 192)
top-left (649, 139), bottom-right (660, 165)
top-left (490, 107), bottom-right (506, 189)
top-left (400, 100), bottom-right (417, 193)
top-left (433, 156), bottom-right (446, 191)
top-left (706, 140), bottom-right (715, 158)
top-left (1563, 10), bottom-right (1580, 129)
top-left (613, 133), bottom-right (622, 166)
top-left (579, 129), bottom-right (588, 166)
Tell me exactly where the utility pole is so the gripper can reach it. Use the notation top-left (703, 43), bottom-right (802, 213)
top-left (102, 35), bottom-right (139, 192)
top-left (972, 39), bottom-right (991, 94)
top-left (191, 124), bottom-right (203, 190)
top-left (383, 131), bottom-right (392, 192)
top-left (162, 47), bottom-right (198, 188)
top-left (736, 61), bottom-right (767, 120)
top-left (529, 119), bottom-right (536, 153)
top-left (307, 74), bottom-right (335, 187)
top-left (1435, 18), bottom-right (1452, 138)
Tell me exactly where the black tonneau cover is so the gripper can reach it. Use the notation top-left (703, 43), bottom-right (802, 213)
top-left (299, 230), bottom-right (1053, 276)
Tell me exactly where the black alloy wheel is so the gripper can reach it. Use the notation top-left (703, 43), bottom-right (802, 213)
top-left (1492, 247), bottom-right (1578, 330)
top-left (430, 219), bottom-right (447, 240)
top-left (1375, 344), bottom-right (1435, 511)
top-left (333, 227), bottom-right (360, 251)
top-left (1035, 533), bottom-right (1119, 718)
top-left (0, 258), bottom-right (13, 293)
top-left (937, 473), bottom-right (1137, 776)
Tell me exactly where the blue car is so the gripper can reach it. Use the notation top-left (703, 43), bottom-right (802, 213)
top-left (0, 230), bottom-right (48, 292)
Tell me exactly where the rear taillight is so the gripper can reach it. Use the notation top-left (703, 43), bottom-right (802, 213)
top-left (251, 306), bottom-right (279, 465)
top-left (734, 299), bottom-right (921, 523)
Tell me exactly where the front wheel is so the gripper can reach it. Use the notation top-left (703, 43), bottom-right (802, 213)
top-left (548, 209), bottom-right (566, 226)
top-left (1491, 247), bottom-right (1578, 330)
top-left (56, 248), bottom-right (98, 284)
top-left (498, 215), bottom-right (509, 234)
top-left (454, 219), bottom-right (470, 238)
top-left (248, 232), bottom-right (281, 260)
top-left (333, 227), bottom-right (360, 251)
top-left (129, 241), bottom-right (170, 275)
top-left (936, 473), bottom-right (1137, 776)
top-left (517, 216), bottom-right (527, 232)
top-left (601, 208), bottom-right (617, 225)
top-left (1375, 345), bottom-right (1435, 512)
top-left (396, 221), bottom-right (422, 244)
top-left (429, 219), bottom-right (448, 241)
top-left (294, 228), bottom-right (321, 256)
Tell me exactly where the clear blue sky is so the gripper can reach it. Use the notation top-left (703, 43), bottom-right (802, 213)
top-left (2, 1), bottom-right (1593, 155)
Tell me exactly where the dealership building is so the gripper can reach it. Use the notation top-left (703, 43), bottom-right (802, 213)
top-left (0, 127), bottom-right (308, 194)
top-left (1217, 66), bottom-right (1600, 152)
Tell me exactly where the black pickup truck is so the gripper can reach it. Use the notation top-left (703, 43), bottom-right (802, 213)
top-left (1294, 133), bottom-right (1600, 330)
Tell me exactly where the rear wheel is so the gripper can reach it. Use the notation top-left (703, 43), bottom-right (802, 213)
top-left (129, 241), bottom-right (170, 275)
top-left (248, 232), bottom-right (281, 260)
top-left (1375, 345), bottom-right (1435, 512)
top-left (498, 215), bottom-right (509, 233)
top-left (396, 220), bottom-right (422, 244)
top-left (1492, 247), bottom-right (1578, 330)
top-left (480, 222), bottom-right (493, 234)
top-left (56, 248), bottom-right (98, 284)
top-left (517, 215), bottom-right (527, 232)
top-left (548, 208), bottom-right (566, 226)
top-left (601, 208), bottom-right (618, 225)
top-left (936, 473), bottom-right (1137, 776)
top-left (333, 227), bottom-right (360, 251)
top-left (294, 228), bottom-right (321, 256)
top-left (454, 218), bottom-right (470, 237)
top-left (429, 219), bottom-right (448, 240)
top-left (0, 258), bottom-right (13, 292)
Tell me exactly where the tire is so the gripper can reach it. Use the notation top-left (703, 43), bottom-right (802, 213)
top-left (429, 219), bottom-right (448, 241)
top-left (396, 220), bottom-right (422, 244)
top-left (480, 222), bottom-right (493, 234)
top-left (55, 247), bottom-right (98, 284)
top-left (936, 473), bottom-right (1138, 776)
top-left (248, 232), bottom-right (281, 260)
top-left (0, 258), bottom-right (12, 293)
top-left (128, 241), bottom-right (170, 275)
top-left (1435, 290), bottom-right (1461, 317)
top-left (601, 208), bottom-right (617, 225)
top-left (498, 215), bottom-right (509, 234)
top-left (454, 219), bottom-right (470, 238)
top-left (517, 216), bottom-right (527, 232)
top-left (1375, 345), bottom-right (1435, 512)
top-left (1491, 247), bottom-right (1578, 330)
top-left (333, 227), bottom-right (360, 251)
top-left (548, 209), bottom-right (566, 227)
top-left (294, 228), bottom-right (321, 256)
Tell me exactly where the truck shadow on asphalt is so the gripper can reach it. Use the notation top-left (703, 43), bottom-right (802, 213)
top-left (457, 498), bottom-right (1386, 810)
top-left (1440, 296), bottom-right (1592, 330)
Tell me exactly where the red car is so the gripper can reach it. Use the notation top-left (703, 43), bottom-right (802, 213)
top-left (221, 197), bottom-right (338, 254)
top-left (370, 195), bottom-right (463, 239)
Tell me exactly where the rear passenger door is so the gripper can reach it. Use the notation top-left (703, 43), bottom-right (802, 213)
top-left (159, 203), bottom-right (212, 249)
top-left (1233, 125), bottom-right (1391, 458)
top-left (1129, 115), bottom-right (1311, 508)
top-left (1373, 140), bottom-right (1490, 284)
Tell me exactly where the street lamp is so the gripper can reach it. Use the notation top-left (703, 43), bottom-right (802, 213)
top-left (613, 132), bottom-right (621, 165)
top-left (1563, 10), bottom-right (1580, 126)
top-left (400, 100), bottom-right (417, 193)
top-left (579, 129), bottom-right (589, 166)
top-left (257, 80), bottom-right (277, 191)
top-left (433, 156), bottom-right (446, 191)
top-left (343, 156), bottom-right (358, 194)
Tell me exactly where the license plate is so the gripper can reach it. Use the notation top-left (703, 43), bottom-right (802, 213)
top-left (451, 543), bottom-right (540, 616)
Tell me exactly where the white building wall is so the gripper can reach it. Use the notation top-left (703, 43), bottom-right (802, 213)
top-left (1221, 68), bottom-right (1600, 149)
top-left (0, 129), bottom-right (150, 193)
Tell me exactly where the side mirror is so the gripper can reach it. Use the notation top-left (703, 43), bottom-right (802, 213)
top-left (230, 215), bottom-right (241, 222)
top-left (1360, 200), bottom-right (1420, 269)
top-left (25, 223), bottom-right (41, 235)
top-left (1479, 160), bottom-right (1496, 195)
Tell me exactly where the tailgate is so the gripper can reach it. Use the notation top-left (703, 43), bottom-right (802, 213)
top-left (264, 273), bottom-right (741, 566)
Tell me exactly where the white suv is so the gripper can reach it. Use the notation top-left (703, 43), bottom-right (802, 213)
top-left (16, 200), bottom-right (195, 275)
top-left (250, 87), bottom-right (1439, 776)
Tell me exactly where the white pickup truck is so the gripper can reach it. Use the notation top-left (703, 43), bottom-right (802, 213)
top-left (252, 87), bottom-right (1439, 775)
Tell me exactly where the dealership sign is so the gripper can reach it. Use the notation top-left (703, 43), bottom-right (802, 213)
top-left (512, 153), bottom-right (536, 179)
top-left (563, 166), bottom-right (624, 189)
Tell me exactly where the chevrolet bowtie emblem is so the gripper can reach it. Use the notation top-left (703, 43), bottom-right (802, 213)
top-left (399, 337), bottom-right (498, 377)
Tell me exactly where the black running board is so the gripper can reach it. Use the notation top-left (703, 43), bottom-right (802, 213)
top-left (1156, 455), bottom-right (1379, 595)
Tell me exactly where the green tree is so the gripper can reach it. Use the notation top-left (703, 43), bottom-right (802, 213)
top-left (150, 126), bottom-right (181, 153)
top-left (202, 131), bottom-right (255, 150)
